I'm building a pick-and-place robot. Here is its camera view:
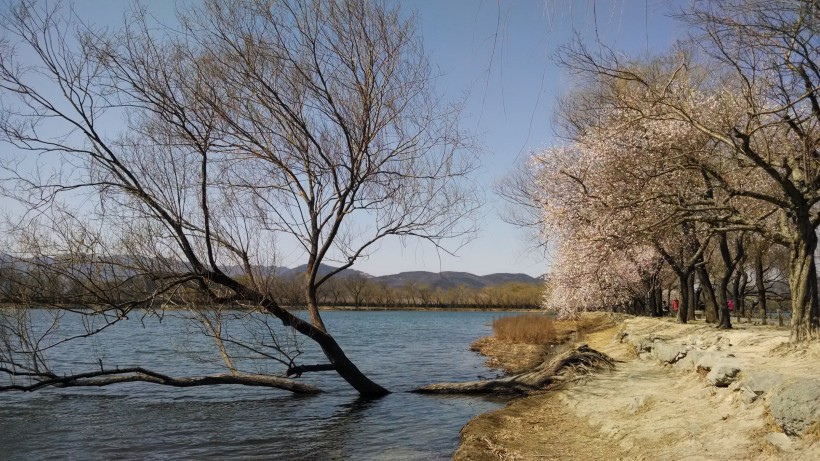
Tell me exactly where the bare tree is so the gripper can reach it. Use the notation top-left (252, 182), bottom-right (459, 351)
top-left (0, 0), bottom-right (477, 395)
top-left (344, 274), bottom-right (371, 308)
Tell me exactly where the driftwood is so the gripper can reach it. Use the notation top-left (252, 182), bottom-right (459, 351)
top-left (414, 345), bottom-right (615, 394)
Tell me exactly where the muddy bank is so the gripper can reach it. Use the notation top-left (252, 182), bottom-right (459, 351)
top-left (457, 315), bottom-right (820, 460)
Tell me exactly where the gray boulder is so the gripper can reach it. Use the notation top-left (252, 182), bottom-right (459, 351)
top-left (769, 378), bottom-right (820, 435)
top-left (693, 350), bottom-right (723, 371)
top-left (675, 349), bottom-right (702, 370)
top-left (741, 370), bottom-right (786, 396)
top-left (706, 363), bottom-right (741, 387)
top-left (653, 342), bottom-right (688, 364)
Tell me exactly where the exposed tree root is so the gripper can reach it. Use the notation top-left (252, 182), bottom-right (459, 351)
top-left (413, 345), bottom-right (615, 394)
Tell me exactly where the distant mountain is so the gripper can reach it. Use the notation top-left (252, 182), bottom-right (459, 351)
top-left (282, 264), bottom-right (368, 279)
top-left (218, 263), bottom-right (538, 290)
top-left (0, 252), bottom-right (539, 290)
top-left (221, 264), bottom-right (285, 278)
top-left (372, 271), bottom-right (540, 291)
top-left (227, 263), bottom-right (541, 290)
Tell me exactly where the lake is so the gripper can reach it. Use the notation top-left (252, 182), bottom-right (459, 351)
top-left (0, 310), bottom-right (517, 460)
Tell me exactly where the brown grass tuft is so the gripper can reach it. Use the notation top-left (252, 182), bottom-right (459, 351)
top-left (805, 420), bottom-right (820, 442)
top-left (493, 314), bottom-right (557, 344)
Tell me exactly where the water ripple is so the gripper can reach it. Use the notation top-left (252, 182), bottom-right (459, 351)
top-left (0, 310), bottom-right (516, 460)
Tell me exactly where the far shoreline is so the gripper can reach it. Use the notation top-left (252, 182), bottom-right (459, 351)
top-left (2, 303), bottom-right (545, 313)
top-left (315, 306), bottom-right (545, 313)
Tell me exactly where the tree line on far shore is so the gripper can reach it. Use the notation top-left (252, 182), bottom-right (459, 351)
top-left (0, 261), bottom-right (544, 310)
top-left (246, 274), bottom-right (545, 309)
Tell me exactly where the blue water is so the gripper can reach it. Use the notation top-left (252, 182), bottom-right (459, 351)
top-left (0, 310), bottom-right (515, 460)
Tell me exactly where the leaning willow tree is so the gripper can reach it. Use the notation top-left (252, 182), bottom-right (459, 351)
top-left (0, 0), bottom-right (477, 395)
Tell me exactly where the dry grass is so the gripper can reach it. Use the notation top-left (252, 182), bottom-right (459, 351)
top-left (574, 314), bottom-right (615, 335)
top-left (749, 408), bottom-right (786, 456)
top-left (493, 314), bottom-right (557, 344)
top-left (622, 340), bottom-right (639, 359)
top-left (806, 420), bottom-right (820, 442)
top-left (493, 313), bottom-right (616, 346)
top-left (470, 336), bottom-right (547, 374)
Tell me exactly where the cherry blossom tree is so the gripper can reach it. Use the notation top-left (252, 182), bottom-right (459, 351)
top-left (557, 0), bottom-right (820, 341)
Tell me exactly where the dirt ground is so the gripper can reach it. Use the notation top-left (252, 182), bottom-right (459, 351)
top-left (456, 315), bottom-right (820, 460)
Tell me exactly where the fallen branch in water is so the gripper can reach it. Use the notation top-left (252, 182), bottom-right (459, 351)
top-left (413, 345), bottom-right (615, 394)
top-left (0, 366), bottom-right (321, 394)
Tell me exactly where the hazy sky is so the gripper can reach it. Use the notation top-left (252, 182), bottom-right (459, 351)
top-left (8, 0), bottom-right (686, 277)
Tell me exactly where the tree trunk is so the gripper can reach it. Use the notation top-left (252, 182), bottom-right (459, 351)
top-left (755, 251), bottom-right (768, 324)
top-left (654, 285), bottom-right (663, 317)
top-left (304, 270), bottom-right (328, 333)
top-left (261, 300), bottom-right (389, 396)
top-left (716, 233), bottom-right (737, 330)
top-left (687, 271), bottom-right (696, 321)
top-left (731, 270), bottom-right (742, 322)
top-left (716, 279), bottom-right (732, 329)
top-left (298, 273), bottom-right (388, 395)
top-left (307, 290), bottom-right (327, 331)
top-left (736, 271), bottom-right (748, 322)
top-left (697, 265), bottom-right (719, 323)
top-left (646, 287), bottom-right (658, 317)
top-left (677, 272), bottom-right (690, 324)
top-left (788, 229), bottom-right (819, 342)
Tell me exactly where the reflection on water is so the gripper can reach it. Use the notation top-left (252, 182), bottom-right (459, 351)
top-left (0, 310), bottom-right (514, 460)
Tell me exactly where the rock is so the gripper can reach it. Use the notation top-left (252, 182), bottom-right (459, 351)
top-left (638, 338), bottom-right (656, 353)
top-left (682, 334), bottom-right (705, 348)
top-left (627, 395), bottom-right (649, 415)
top-left (729, 382), bottom-right (759, 404)
top-left (653, 341), bottom-right (688, 364)
top-left (769, 378), bottom-right (820, 435)
top-left (764, 432), bottom-right (794, 452)
top-left (741, 370), bottom-right (785, 395)
top-left (693, 351), bottom-right (722, 371)
top-left (621, 333), bottom-right (648, 351)
top-left (675, 349), bottom-right (702, 370)
top-left (714, 335), bottom-right (732, 351)
top-left (706, 363), bottom-right (741, 387)
top-left (627, 334), bottom-right (672, 353)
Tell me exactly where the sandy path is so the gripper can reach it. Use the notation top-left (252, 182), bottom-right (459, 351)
top-left (455, 391), bottom-right (626, 460)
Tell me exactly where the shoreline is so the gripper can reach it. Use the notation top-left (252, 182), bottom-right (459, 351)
top-left (456, 314), bottom-right (820, 460)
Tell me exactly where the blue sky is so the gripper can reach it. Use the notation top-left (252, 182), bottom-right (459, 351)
top-left (362, 0), bottom-right (685, 276)
top-left (8, 0), bottom-right (685, 277)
